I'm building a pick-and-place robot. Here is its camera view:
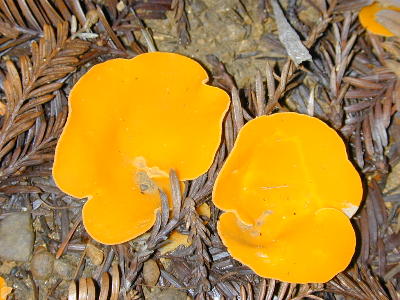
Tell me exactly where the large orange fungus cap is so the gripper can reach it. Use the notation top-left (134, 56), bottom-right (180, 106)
top-left (359, 2), bottom-right (400, 37)
top-left (53, 52), bottom-right (230, 245)
top-left (213, 112), bottom-right (363, 283)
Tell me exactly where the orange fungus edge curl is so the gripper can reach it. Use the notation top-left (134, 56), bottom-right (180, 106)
top-left (359, 2), bottom-right (400, 37)
top-left (212, 112), bottom-right (362, 283)
top-left (52, 52), bottom-right (230, 245)
top-left (217, 209), bottom-right (356, 284)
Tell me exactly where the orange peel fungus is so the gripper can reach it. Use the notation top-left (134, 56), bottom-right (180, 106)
top-left (0, 277), bottom-right (12, 300)
top-left (359, 2), bottom-right (400, 37)
top-left (53, 52), bottom-right (230, 245)
top-left (213, 112), bottom-right (363, 283)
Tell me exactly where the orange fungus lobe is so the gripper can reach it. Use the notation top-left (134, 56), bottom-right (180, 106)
top-left (0, 277), bottom-right (12, 300)
top-left (359, 2), bottom-right (400, 37)
top-left (53, 52), bottom-right (230, 245)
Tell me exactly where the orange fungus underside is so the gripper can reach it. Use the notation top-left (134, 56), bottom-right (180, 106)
top-left (359, 2), bottom-right (400, 36)
top-left (212, 113), bottom-right (363, 283)
top-left (53, 52), bottom-right (230, 245)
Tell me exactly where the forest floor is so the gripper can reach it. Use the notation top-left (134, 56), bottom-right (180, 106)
top-left (0, 0), bottom-right (399, 299)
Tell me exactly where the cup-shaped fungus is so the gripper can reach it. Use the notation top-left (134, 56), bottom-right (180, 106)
top-left (359, 2), bottom-right (400, 36)
top-left (53, 52), bottom-right (230, 245)
top-left (213, 112), bottom-right (363, 283)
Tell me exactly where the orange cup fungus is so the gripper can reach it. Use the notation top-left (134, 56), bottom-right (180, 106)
top-left (0, 277), bottom-right (12, 300)
top-left (53, 52), bottom-right (230, 245)
top-left (359, 2), bottom-right (400, 36)
top-left (213, 112), bottom-right (363, 283)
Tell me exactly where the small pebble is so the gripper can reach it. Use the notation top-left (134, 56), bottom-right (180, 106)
top-left (190, 0), bottom-right (207, 14)
top-left (143, 259), bottom-right (160, 286)
top-left (0, 213), bottom-right (34, 262)
top-left (53, 258), bottom-right (75, 280)
top-left (117, 1), bottom-right (125, 12)
top-left (86, 243), bottom-right (104, 266)
top-left (30, 247), bottom-right (54, 280)
top-left (143, 287), bottom-right (191, 300)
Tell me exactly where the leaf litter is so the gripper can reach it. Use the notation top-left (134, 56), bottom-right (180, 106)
top-left (0, 0), bottom-right (399, 299)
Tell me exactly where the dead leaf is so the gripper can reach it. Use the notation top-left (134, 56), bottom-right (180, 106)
top-left (271, 0), bottom-right (312, 65)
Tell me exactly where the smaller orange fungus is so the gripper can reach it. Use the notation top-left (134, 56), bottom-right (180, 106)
top-left (213, 112), bottom-right (363, 283)
top-left (53, 52), bottom-right (230, 245)
top-left (0, 277), bottom-right (12, 300)
top-left (359, 2), bottom-right (400, 36)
